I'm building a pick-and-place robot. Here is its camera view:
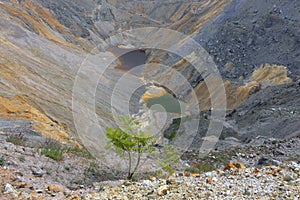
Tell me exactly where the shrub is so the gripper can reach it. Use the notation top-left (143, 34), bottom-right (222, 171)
top-left (40, 140), bottom-right (64, 161)
top-left (106, 115), bottom-right (157, 180)
top-left (65, 146), bottom-right (94, 159)
top-left (6, 133), bottom-right (27, 146)
top-left (0, 156), bottom-right (6, 166)
top-left (41, 147), bottom-right (64, 161)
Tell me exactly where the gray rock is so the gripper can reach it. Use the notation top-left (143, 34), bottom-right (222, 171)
top-left (31, 167), bottom-right (44, 177)
top-left (257, 157), bottom-right (269, 166)
top-left (272, 160), bottom-right (282, 166)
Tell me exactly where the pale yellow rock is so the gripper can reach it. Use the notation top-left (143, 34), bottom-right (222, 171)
top-left (157, 185), bottom-right (170, 196)
top-left (251, 64), bottom-right (292, 85)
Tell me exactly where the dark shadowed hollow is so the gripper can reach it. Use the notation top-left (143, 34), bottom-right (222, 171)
top-left (109, 47), bottom-right (147, 72)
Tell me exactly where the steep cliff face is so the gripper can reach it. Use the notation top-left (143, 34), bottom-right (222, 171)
top-left (0, 0), bottom-right (231, 146)
top-left (0, 0), bottom-right (299, 152)
top-left (0, 0), bottom-right (84, 144)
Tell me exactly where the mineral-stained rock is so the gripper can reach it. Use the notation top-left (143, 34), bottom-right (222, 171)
top-left (224, 162), bottom-right (246, 170)
top-left (47, 185), bottom-right (66, 193)
top-left (234, 163), bottom-right (246, 169)
top-left (0, 0), bottom-right (299, 168)
top-left (157, 185), bottom-right (169, 196)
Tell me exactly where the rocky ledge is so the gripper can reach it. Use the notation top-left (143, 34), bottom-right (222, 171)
top-left (0, 132), bottom-right (299, 199)
top-left (1, 159), bottom-right (299, 199)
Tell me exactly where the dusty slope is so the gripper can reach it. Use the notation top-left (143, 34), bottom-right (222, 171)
top-left (0, 0), bottom-right (231, 147)
top-left (0, 0), bottom-right (299, 154)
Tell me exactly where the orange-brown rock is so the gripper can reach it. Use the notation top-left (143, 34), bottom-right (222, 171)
top-left (149, 176), bottom-right (156, 181)
top-left (47, 185), bottom-right (66, 193)
top-left (184, 172), bottom-right (191, 177)
top-left (191, 173), bottom-right (200, 178)
top-left (234, 163), bottom-right (246, 169)
top-left (0, 95), bottom-right (79, 146)
top-left (206, 177), bottom-right (213, 183)
top-left (0, 2), bottom-right (75, 49)
top-left (224, 162), bottom-right (246, 171)
top-left (224, 162), bottom-right (237, 171)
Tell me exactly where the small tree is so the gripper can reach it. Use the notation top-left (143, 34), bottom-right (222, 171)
top-left (105, 115), bottom-right (157, 179)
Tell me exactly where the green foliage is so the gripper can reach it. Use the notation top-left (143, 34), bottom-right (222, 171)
top-left (166, 132), bottom-right (177, 141)
top-left (41, 147), bottom-right (64, 161)
top-left (154, 169), bottom-right (164, 178)
top-left (39, 141), bottom-right (63, 160)
top-left (106, 115), bottom-right (157, 179)
top-left (40, 139), bottom-right (64, 161)
top-left (185, 167), bottom-right (200, 174)
top-left (0, 156), bottom-right (6, 166)
top-left (6, 134), bottom-right (27, 146)
top-left (65, 146), bottom-right (94, 159)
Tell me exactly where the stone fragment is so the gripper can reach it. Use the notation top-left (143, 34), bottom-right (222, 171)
top-left (191, 173), bottom-right (200, 178)
top-left (224, 163), bottom-right (237, 170)
top-left (272, 160), bottom-right (282, 166)
top-left (184, 172), bottom-right (190, 177)
top-left (206, 177), bottom-right (213, 183)
top-left (235, 163), bottom-right (246, 169)
top-left (4, 183), bottom-right (16, 194)
top-left (157, 185), bottom-right (169, 196)
top-left (257, 157), bottom-right (269, 166)
top-left (142, 180), bottom-right (151, 187)
top-left (31, 167), bottom-right (44, 177)
top-left (48, 185), bottom-right (66, 193)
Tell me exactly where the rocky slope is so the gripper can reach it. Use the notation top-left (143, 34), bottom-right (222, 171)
top-left (0, 0), bottom-right (231, 149)
top-left (0, 0), bottom-right (299, 188)
top-left (0, 133), bottom-right (299, 199)
top-left (198, 0), bottom-right (300, 81)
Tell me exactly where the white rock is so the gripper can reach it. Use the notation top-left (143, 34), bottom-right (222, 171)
top-left (142, 180), bottom-right (152, 187)
top-left (272, 160), bottom-right (282, 166)
top-left (205, 172), bottom-right (213, 177)
top-left (4, 183), bottom-right (15, 193)
top-left (4, 183), bottom-right (18, 197)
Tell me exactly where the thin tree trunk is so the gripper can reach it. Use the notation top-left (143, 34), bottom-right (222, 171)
top-left (129, 150), bottom-right (141, 179)
top-left (127, 150), bottom-right (132, 179)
